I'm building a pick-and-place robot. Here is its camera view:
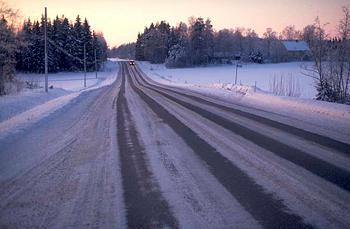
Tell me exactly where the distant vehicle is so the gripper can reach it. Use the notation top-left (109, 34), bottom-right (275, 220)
top-left (129, 60), bottom-right (135, 66)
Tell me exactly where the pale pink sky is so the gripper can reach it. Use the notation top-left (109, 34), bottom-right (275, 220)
top-left (7, 0), bottom-right (349, 47)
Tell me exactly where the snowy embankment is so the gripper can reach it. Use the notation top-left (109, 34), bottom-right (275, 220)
top-left (138, 61), bottom-right (350, 138)
top-left (0, 60), bottom-right (118, 138)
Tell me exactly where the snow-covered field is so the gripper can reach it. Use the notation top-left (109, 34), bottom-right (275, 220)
top-left (139, 61), bottom-right (317, 98)
top-left (0, 60), bottom-right (119, 138)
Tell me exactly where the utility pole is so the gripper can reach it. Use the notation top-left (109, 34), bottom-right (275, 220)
top-left (84, 43), bottom-right (86, 88)
top-left (44, 7), bottom-right (48, 92)
top-left (94, 48), bottom-right (97, 79)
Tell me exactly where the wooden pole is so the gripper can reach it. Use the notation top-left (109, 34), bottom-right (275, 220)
top-left (95, 48), bottom-right (97, 79)
top-left (84, 43), bottom-right (86, 88)
top-left (44, 7), bottom-right (48, 92)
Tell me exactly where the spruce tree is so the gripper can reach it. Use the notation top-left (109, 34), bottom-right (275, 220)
top-left (45, 19), bottom-right (57, 72)
top-left (16, 19), bottom-right (33, 72)
top-left (135, 33), bottom-right (145, 60)
top-left (51, 16), bottom-right (63, 72)
top-left (62, 16), bottom-right (74, 71)
top-left (189, 17), bottom-right (206, 65)
top-left (72, 15), bottom-right (84, 71)
top-left (31, 20), bottom-right (44, 73)
top-left (82, 18), bottom-right (93, 70)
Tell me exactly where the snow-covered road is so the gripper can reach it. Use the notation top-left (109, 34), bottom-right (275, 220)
top-left (0, 62), bottom-right (349, 228)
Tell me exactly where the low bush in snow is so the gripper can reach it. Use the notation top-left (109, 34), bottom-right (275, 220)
top-left (269, 73), bottom-right (302, 97)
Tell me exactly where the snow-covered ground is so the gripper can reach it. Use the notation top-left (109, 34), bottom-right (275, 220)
top-left (0, 60), bottom-right (119, 138)
top-left (139, 61), bottom-right (317, 98)
top-left (1, 61), bottom-right (349, 228)
top-left (138, 61), bottom-right (350, 139)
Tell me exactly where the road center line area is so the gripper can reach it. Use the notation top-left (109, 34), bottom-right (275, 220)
top-left (0, 61), bottom-right (349, 229)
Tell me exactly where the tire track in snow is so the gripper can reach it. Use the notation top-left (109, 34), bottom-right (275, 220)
top-left (116, 64), bottom-right (178, 228)
top-left (125, 62), bottom-right (313, 229)
top-left (124, 69), bottom-right (261, 228)
top-left (131, 65), bottom-right (350, 192)
top-left (0, 78), bottom-right (125, 228)
top-left (133, 66), bottom-right (350, 154)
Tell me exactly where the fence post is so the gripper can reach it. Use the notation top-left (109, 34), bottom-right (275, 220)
top-left (254, 81), bottom-right (257, 92)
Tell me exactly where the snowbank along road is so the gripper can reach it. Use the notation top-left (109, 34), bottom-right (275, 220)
top-left (0, 61), bottom-right (350, 228)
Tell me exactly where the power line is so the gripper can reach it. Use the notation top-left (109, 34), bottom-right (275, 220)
top-left (47, 38), bottom-right (84, 64)
top-left (47, 38), bottom-right (103, 65)
top-left (28, 28), bottom-right (103, 65)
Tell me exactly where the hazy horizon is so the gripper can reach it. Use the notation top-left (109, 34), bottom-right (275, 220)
top-left (8, 0), bottom-right (350, 47)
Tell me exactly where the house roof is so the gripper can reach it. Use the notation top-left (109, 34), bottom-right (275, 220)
top-left (282, 40), bottom-right (310, 51)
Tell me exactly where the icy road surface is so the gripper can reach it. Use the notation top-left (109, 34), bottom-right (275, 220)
top-left (0, 62), bottom-right (350, 228)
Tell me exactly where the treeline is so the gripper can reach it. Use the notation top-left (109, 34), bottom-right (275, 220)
top-left (131, 12), bottom-right (350, 104)
top-left (0, 3), bottom-right (108, 95)
top-left (16, 15), bottom-right (108, 73)
top-left (134, 17), bottom-right (314, 67)
top-left (108, 43), bottom-right (135, 59)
